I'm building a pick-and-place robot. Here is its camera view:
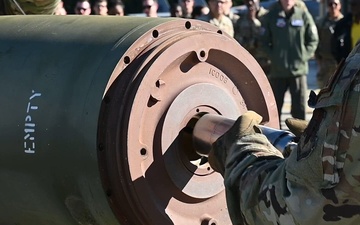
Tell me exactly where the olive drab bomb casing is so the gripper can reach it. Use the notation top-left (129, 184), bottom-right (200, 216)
top-left (0, 16), bottom-right (278, 225)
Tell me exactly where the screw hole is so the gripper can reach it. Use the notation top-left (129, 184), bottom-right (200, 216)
top-left (196, 108), bottom-right (200, 112)
top-left (217, 30), bottom-right (223, 35)
top-left (152, 30), bottom-right (159, 38)
top-left (140, 148), bottom-right (147, 156)
top-left (185, 21), bottom-right (191, 29)
top-left (201, 219), bottom-right (217, 225)
top-left (124, 56), bottom-right (131, 64)
top-left (200, 50), bottom-right (206, 58)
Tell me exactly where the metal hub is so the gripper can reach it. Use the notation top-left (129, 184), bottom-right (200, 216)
top-left (98, 19), bottom-right (278, 225)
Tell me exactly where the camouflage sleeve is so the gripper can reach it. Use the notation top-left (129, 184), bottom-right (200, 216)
top-left (3, 0), bottom-right (59, 15)
top-left (218, 133), bottom-right (283, 225)
top-left (222, 45), bottom-right (360, 224)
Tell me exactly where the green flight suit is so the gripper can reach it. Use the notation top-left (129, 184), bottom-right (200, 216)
top-left (260, 1), bottom-right (318, 77)
top-left (259, 1), bottom-right (318, 120)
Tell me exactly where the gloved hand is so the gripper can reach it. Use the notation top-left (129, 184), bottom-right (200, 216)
top-left (282, 118), bottom-right (308, 157)
top-left (208, 111), bottom-right (263, 174)
top-left (285, 118), bottom-right (308, 137)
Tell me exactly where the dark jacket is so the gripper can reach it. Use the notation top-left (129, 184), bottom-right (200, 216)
top-left (332, 14), bottom-right (353, 63)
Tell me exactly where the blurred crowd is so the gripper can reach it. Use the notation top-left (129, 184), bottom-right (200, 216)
top-left (54, 0), bottom-right (208, 17)
top-left (3, 0), bottom-right (360, 123)
top-left (53, 0), bottom-right (125, 16)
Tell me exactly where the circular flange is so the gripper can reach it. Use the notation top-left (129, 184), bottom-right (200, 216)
top-left (98, 19), bottom-right (278, 225)
top-left (162, 83), bottom-right (239, 199)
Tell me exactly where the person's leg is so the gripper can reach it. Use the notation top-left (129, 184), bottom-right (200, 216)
top-left (269, 78), bottom-right (288, 121)
top-left (289, 76), bottom-right (307, 120)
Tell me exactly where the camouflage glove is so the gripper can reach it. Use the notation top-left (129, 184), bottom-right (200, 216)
top-left (282, 118), bottom-right (308, 157)
top-left (208, 111), bottom-right (263, 174)
top-left (285, 118), bottom-right (308, 137)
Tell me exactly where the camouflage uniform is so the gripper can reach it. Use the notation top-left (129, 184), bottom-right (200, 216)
top-left (315, 13), bottom-right (344, 88)
top-left (211, 44), bottom-right (360, 225)
top-left (234, 7), bottom-right (270, 74)
top-left (198, 13), bottom-right (234, 37)
top-left (1, 0), bottom-right (59, 15)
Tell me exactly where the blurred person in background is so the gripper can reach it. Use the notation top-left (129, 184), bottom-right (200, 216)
top-left (223, 0), bottom-right (240, 31)
top-left (143, 0), bottom-right (158, 17)
top-left (93, 0), bottom-right (108, 15)
top-left (74, 0), bottom-right (91, 15)
top-left (198, 0), bottom-right (234, 37)
top-left (315, 0), bottom-right (343, 88)
top-left (170, 2), bottom-right (183, 17)
top-left (235, 0), bottom-right (270, 74)
top-left (108, 0), bottom-right (125, 16)
top-left (332, 0), bottom-right (360, 63)
top-left (260, 0), bottom-right (318, 121)
top-left (55, 0), bottom-right (67, 15)
top-left (179, 0), bottom-right (195, 18)
top-left (191, 5), bottom-right (209, 18)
